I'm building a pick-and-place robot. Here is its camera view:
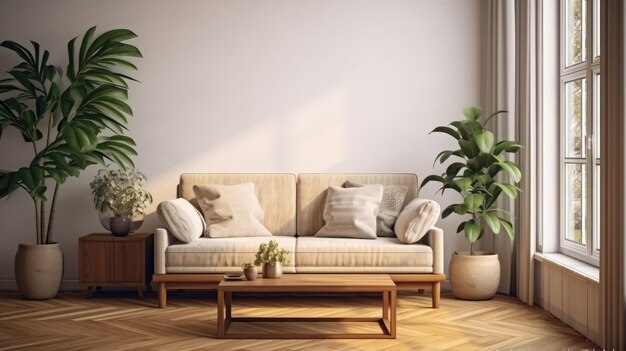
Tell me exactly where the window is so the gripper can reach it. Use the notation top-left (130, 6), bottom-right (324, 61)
top-left (559, 0), bottom-right (600, 265)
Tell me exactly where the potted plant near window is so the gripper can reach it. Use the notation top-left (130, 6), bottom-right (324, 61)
top-left (89, 168), bottom-right (152, 236)
top-left (254, 240), bottom-right (290, 278)
top-left (421, 107), bottom-right (522, 300)
top-left (0, 27), bottom-right (141, 299)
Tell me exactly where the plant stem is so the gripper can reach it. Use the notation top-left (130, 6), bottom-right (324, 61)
top-left (46, 182), bottom-right (60, 244)
top-left (40, 198), bottom-right (46, 244)
top-left (33, 198), bottom-right (40, 244)
top-left (471, 214), bottom-right (477, 255)
top-left (45, 113), bottom-right (52, 147)
top-left (31, 140), bottom-right (38, 156)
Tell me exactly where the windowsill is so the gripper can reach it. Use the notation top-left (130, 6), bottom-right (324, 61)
top-left (534, 252), bottom-right (599, 283)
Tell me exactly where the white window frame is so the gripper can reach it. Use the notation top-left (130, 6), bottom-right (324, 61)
top-left (558, 0), bottom-right (600, 266)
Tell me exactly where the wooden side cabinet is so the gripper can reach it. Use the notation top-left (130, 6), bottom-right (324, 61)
top-left (79, 232), bottom-right (154, 298)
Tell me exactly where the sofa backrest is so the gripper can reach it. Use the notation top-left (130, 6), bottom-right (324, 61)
top-left (296, 173), bottom-right (418, 236)
top-left (178, 173), bottom-right (297, 236)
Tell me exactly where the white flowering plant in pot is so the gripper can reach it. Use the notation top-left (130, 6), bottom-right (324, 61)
top-left (89, 168), bottom-right (152, 234)
top-left (254, 240), bottom-right (290, 278)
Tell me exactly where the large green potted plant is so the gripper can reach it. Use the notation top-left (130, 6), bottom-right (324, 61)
top-left (421, 107), bottom-right (521, 300)
top-left (0, 27), bottom-right (141, 299)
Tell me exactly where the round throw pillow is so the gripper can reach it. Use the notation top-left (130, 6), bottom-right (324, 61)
top-left (394, 198), bottom-right (440, 244)
top-left (157, 198), bottom-right (206, 243)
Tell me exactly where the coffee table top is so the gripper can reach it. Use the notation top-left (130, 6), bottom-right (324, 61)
top-left (218, 274), bottom-right (396, 293)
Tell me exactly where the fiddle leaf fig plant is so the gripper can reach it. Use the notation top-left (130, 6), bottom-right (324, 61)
top-left (420, 107), bottom-right (522, 255)
top-left (0, 27), bottom-right (142, 244)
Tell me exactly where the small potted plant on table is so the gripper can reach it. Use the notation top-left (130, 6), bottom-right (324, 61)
top-left (255, 240), bottom-right (290, 278)
top-left (89, 168), bottom-right (152, 236)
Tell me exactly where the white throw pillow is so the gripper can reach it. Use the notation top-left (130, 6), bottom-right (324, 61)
top-left (157, 198), bottom-right (206, 243)
top-left (193, 183), bottom-right (272, 238)
top-left (315, 184), bottom-right (383, 239)
top-left (394, 198), bottom-right (440, 244)
top-left (344, 181), bottom-right (408, 237)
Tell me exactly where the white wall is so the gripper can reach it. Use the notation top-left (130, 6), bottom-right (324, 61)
top-left (0, 0), bottom-right (482, 289)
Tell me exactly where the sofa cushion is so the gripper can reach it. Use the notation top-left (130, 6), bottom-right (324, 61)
top-left (296, 237), bottom-right (433, 273)
top-left (394, 198), bottom-right (440, 244)
top-left (344, 181), bottom-right (407, 237)
top-left (179, 173), bottom-right (296, 236)
top-left (315, 185), bottom-right (383, 239)
top-left (157, 198), bottom-right (206, 243)
top-left (193, 183), bottom-right (272, 238)
top-left (297, 174), bottom-right (418, 236)
top-left (166, 237), bottom-right (296, 273)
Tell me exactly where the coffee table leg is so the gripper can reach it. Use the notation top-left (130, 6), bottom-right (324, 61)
top-left (383, 291), bottom-right (389, 320)
top-left (217, 289), bottom-right (224, 338)
top-left (226, 292), bottom-right (232, 319)
top-left (390, 289), bottom-right (397, 338)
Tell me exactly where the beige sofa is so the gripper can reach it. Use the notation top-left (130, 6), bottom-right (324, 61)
top-left (153, 173), bottom-right (445, 308)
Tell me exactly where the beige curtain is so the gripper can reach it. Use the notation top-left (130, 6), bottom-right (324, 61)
top-left (513, 0), bottom-right (538, 305)
top-left (482, 0), bottom-right (515, 295)
top-left (483, 0), bottom-right (538, 302)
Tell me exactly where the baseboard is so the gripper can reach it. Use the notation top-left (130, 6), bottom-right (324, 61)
top-left (0, 279), bottom-right (16, 291)
top-left (0, 279), bottom-right (81, 291)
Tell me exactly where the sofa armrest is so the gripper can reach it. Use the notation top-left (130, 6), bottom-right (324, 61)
top-left (155, 228), bottom-right (175, 274)
top-left (427, 226), bottom-right (444, 274)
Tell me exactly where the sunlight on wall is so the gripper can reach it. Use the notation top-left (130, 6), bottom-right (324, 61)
top-left (140, 88), bottom-right (350, 230)
top-left (143, 124), bottom-right (278, 225)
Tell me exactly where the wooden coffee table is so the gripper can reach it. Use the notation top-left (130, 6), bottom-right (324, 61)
top-left (217, 274), bottom-right (397, 339)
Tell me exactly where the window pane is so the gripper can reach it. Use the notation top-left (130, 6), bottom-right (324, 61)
top-left (565, 78), bottom-right (587, 158)
top-left (593, 0), bottom-right (600, 58)
top-left (594, 74), bottom-right (600, 158)
top-left (594, 164), bottom-right (600, 251)
top-left (565, 0), bottom-right (587, 67)
top-left (565, 163), bottom-right (587, 245)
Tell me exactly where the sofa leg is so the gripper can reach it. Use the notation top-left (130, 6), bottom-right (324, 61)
top-left (158, 282), bottom-right (167, 308)
top-left (432, 282), bottom-right (441, 308)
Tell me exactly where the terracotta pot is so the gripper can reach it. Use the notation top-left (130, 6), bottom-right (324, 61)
top-left (243, 266), bottom-right (258, 281)
top-left (449, 251), bottom-right (500, 300)
top-left (262, 262), bottom-right (282, 278)
top-left (14, 243), bottom-right (63, 300)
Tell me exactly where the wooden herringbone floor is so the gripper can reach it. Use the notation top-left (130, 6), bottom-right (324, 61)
top-left (0, 291), bottom-right (598, 351)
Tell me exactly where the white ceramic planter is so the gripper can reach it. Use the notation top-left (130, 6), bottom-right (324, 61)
top-left (449, 251), bottom-right (500, 300)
